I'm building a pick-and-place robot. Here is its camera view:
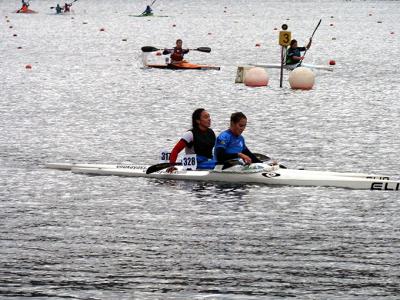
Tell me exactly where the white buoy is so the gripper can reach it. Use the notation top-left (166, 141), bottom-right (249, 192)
top-left (244, 67), bottom-right (269, 87)
top-left (288, 67), bottom-right (315, 90)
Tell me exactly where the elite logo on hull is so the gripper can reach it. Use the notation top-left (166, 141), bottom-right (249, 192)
top-left (370, 182), bottom-right (400, 191)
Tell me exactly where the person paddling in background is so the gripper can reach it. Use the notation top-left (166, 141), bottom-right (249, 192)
top-left (286, 38), bottom-right (312, 65)
top-left (18, 0), bottom-right (29, 12)
top-left (142, 5), bottom-right (153, 15)
top-left (214, 112), bottom-right (262, 165)
top-left (64, 2), bottom-right (72, 12)
top-left (163, 39), bottom-right (189, 64)
top-left (55, 4), bottom-right (63, 14)
top-left (166, 108), bottom-right (216, 173)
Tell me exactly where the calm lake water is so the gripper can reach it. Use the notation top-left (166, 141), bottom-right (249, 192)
top-left (1, 0), bottom-right (399, 299)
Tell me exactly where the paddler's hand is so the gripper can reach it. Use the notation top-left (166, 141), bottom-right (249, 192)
top-left (238, 153), bottom-right (252, 165)
top-left (166, 166), bottom-right (177, 173)
top-left (269, 160), bottom-right (279, 166)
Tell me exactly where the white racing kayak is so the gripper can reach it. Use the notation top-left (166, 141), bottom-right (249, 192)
top-left (45, 162), bottom-right (399, 191)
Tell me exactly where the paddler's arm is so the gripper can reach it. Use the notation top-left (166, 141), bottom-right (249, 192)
top-left (242, 147), bottom-right (262, 163)
top-left (166, 139), bottom-right (186, 173)
top-left (215, 148), bottom-right (252, 164)
top-left (162, 49), bottom-right (172, 55)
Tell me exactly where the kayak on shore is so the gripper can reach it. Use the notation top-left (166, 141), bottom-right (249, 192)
top-left (45, 161), bottom-right (399, 191)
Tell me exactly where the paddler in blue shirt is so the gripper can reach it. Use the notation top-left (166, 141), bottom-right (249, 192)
top-left (163, 39), bottom-right (190, 63)
top-left (166, 108), bottom-right (216, 173)
top-left (286, 38), bottom-right (312, 65)
top-left (214, 112), bottom-right (262, 165)
top-left (142, 5), bottom-right (153, 15)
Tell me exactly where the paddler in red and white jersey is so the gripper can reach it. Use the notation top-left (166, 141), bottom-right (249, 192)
top-left (163, 39), bottom-right (190, 63)
top-left (63, 2), bottom-right (72, 12)
top-left (166, 108), bottom-right (216, 173)
top-left (18, 0), bottom-right (30, 13)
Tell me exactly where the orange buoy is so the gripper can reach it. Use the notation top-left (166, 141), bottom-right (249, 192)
top-left (329, 60), bottom-right (336, 65)
top-left (100, 28), bottom-right (105, 31)
top-left (25, 64), bottom-right (32, 69)
top-left (255, 43), bottom-right (261, 47)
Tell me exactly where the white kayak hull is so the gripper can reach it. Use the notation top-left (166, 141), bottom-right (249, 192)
top-left (45, 163), bottom-right (399, 191)
top-left (251, 63), bottom-right (334, 71)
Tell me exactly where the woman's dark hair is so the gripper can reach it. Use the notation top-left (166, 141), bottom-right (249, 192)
top-left (290, 39), bottom-right (297, 47)
top-left (230, 112), bottom-right (247, 124)
top-left (192, 108), bottom-right (205, 129)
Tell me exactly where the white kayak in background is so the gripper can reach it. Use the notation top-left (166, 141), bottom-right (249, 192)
top-left (45, 162), bottom-right (399, 191)
top-left (251, 63), bottom-right (334, 71)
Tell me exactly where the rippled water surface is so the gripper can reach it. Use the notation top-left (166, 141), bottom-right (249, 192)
top-left (1, 0), bottom-right (400, 299)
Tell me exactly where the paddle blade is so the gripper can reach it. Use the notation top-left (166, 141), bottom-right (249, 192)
top-left (195, 47), bottom-right (211, 53)
top-left (141, 46), bottom-right (160, 52)
top-left (146, 163), bottom-right (170, 174)
top-left (253, 153), bottom-right (270, 162)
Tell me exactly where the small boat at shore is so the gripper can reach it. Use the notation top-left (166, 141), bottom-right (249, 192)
top-left (45, 162), bottom-right (399, 191)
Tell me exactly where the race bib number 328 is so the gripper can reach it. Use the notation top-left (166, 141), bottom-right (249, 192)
top-left (182, 154), bottom-right (197, 170)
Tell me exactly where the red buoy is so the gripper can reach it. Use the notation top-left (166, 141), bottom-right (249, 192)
top-left (329, 60), bottom-right (336, 66)
top-left (25, 64), bottom-right (32, 69)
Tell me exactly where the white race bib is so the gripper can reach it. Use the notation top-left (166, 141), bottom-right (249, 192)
top-left (159, 149), bottom-right (171, 163)
top-left (181, 154), bottom-right (197, 170)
